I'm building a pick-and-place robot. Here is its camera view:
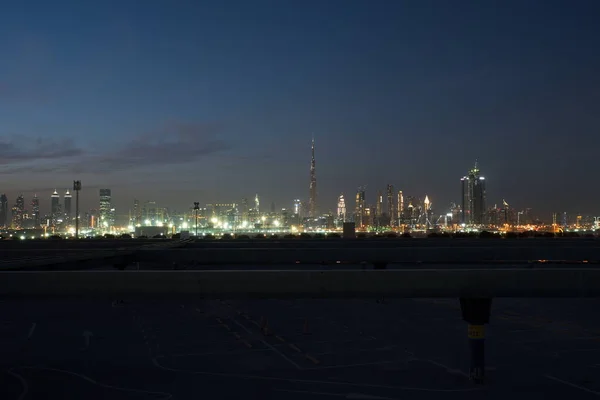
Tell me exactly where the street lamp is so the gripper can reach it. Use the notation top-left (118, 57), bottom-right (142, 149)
top-left (73, 180), bottom-right (82, 239)
top-left (193, 202), bottom-right (200, 237)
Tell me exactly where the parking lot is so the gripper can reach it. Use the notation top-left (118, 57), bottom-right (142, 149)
top-left (1, 297), bottom-right (599, 399)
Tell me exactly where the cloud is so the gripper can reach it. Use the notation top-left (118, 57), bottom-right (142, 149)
top-left (82, 121), bottom-right (230, 173)
top-left (0, 137), bottom-right (85, 165)
top-left (0, 121), bottom-right (231, 176)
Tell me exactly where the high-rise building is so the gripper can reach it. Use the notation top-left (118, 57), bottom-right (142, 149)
top-left (0, 194), bottom-right (8, 228)
top-left (51, 189), bottom-right (60, 226)
top-left (12, 194), bottom-right (25, 229)
top-left (354, 187), bottom-right (366, 228)
top-left (31, 195), bottom-right (40, 227)
top-left (375, 191), bottom-right (383, 217)
top-left (337, 194), bottom-right (346, 222)
top-left (132, 199), bottom-right (141, 225)
top-left (461, 162), bottom-right (486, 225)
top-left (397, 190), bottom-right (404, 225)
top-left (386, 184), bottom-right (396, 227)
top-left (308, 138), bottom-right (317, 218)
top-left (99, 189), bottom-right (113, 229)
top-left (241, 198), bottom-right (249, 223)
top-left (64, 190), bottom-right (72, 220)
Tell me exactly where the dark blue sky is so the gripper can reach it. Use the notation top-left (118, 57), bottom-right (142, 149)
top-left (1, 0), bottom-right (599, 217)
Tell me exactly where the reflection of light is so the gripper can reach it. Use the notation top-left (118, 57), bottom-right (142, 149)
top-left (19, 235), bottom-right (25, 240)
top-left (156, 222), bottom-right (164, 227)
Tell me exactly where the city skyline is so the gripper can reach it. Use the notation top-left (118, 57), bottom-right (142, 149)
top-left (0, 153), bottom-right (597, 222)
top-left (1, 1), bottom-right (599, 215)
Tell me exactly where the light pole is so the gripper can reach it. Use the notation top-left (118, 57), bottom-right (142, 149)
top-left (193, 202), bottom-right (199, 237)
top-left (73, 180), bottom-right (82, 239)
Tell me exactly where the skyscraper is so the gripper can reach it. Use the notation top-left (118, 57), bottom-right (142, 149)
top-left (397, 190), bottom-right (404, 226)
top-left (64, 190), bottom-right (72, 220)
top-left (337, 194), bottom-right (346, 222)
top-left (461, 162), bottom-right (486, 225)
top-left (51, 189), bottom-right (60, 226)
top-left (133, 199), bottom-right (141, 225)
top-left (308, 138), bottom-right (317, 218)
top-left (354, 187), bottom-right (366, 228)
top-left (99, 189), bottom-right (112, 229)
top-left (12, 194), bottom-right (25, 229)
top-left (386, 184), bottom-right (396, 227)
top-left (0, 194), bottom-right (8, 228)
top-left (31, 195), bottom-right (40, 227)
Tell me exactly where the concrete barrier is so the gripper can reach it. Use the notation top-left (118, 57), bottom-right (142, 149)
top-left (1, 268), bottom-right (599, 298)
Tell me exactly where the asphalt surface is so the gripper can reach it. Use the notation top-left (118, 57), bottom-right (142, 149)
top-left (1, 297), bottom-right (599, 399)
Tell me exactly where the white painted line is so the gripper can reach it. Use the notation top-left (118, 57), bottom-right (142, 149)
top-left (424, 359), bottom-right (469, 378)
top-left (169, 348), bottom-right (271, 357)
top-left (302, 359), bottom-right (414, 371)
top-left (313, 345), bottom-right (398, 357)
top-left (82, 330), bottom-right (93, 350)
top-left (16, 366), bottom-right (172, 399)
top-left (545, 375), bottom-right (600, 396)
top-left (5, 369), bottom-right (28, 400)
top-left (27, 323), bottom-right (36, 339)
top-left (230, 319), bottom-right (302, 370)
top-left (152, 357), bottom-right (482, 392)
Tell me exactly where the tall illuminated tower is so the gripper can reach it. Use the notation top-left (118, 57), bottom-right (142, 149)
top-left (461, 161), bottom-right (486, 225)
top-left (386, 184), bottom-right (396, 227)
top-left (64, 190), bottom-right (72, 220)
top-left (308, 138), bottom-right (317, 218)
top-left (0, 194), bottom-right (8, 228)
top-left (397, 190), bottom-right (404, 226)
top-left (51, 189), bottom-right (60, 226)
top-left (31, 195), bottom-right (40, 227)
top-left (99, 189), bottom-right (112, 229)
top-left (337, 194), bottom-right (346, 222)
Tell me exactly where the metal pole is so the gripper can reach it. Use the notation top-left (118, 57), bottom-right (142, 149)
top-left (194, 202), bottom-right (199, 237)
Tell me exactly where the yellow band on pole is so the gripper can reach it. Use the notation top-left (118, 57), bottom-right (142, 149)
top-left (468, 324), bottom-right (485, 339)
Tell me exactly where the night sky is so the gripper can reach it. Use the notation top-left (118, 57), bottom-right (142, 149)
top-left (1, 0), bottom-right (599, 218)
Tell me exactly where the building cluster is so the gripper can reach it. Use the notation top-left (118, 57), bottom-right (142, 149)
top-left (1, 141), bottom-right (598, 237)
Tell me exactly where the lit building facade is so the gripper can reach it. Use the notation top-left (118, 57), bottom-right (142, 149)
top-left (461, 162), bottom-right (486, 225)
top-left (51, 190), bottom-right (61, 226)
top-left (11, 194), bottom-right (25, 229)
top-left (99, 189), bottom-right (114, 229)
top-left (31, 195), bottom-right (40, 227)
top-left (0, 194), bottom-right (8, 228)
top-left (64, 190), bottom-right (72, 220)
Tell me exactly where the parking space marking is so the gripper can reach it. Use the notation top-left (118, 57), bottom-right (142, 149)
top-left (303, 359), bottom-right (413, 371)
top-left (231, 319), bottom-right (302, 370)
top-left (27, 323), bottom-right (36, 339)
top-left (545, 375), bottom-right (600, 396)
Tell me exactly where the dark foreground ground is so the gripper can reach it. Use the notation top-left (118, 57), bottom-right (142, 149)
top-left (1, 296), bottom-right (599, 399)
